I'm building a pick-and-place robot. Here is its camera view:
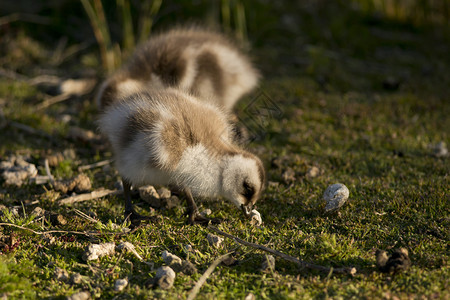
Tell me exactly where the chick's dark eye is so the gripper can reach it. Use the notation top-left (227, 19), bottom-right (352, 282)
top-left (242, 181), bottom-right (255, 201)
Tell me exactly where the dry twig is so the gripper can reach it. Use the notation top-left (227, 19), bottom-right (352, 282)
top-left (78, 159), bottom-right (113, 171)
top-left (58, 189), bottom-right (122, 205)
top-left (36, 94), bottom-right (72, 111)
top-left (0, 222), bottom-right (138, 237)
top-left (209, 226), bottom-right (356, 275)
top-left (0, 222), bottom-right (100, 236)
top-left (187, 253), bottom-right (231, 300)
top-left (9, 121), bottom-right (53, 140)
top-left (44, 158), bottom-right (55, 185)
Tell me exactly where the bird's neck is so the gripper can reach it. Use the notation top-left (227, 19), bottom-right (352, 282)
top-left (173, 144), bottom-right (223, 197)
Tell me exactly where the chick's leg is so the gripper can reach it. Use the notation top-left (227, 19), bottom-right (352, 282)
top-left (184, 188), bottom-right (221, 225)
top-left (123, 179), bottom-right (154, 226)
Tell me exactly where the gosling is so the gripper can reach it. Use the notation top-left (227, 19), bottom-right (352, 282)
top-left (98, 88), bottom-right (265, 224)
top-left (96, 27), bottom-right (259, 112)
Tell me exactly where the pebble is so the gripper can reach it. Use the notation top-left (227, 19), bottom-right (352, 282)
top-left (162, 250), bottom-right (182, 271)
top-left (117, 242), bottom-right (143, 260)
top-left (114, 278), bottom-right (128, 292)
top-left (157, 187), bottom-right (171, 199)
top-left (67, 291), bottom-right (91, 300)
top-left (184, 244), bottom-right (194, 253)
top-left (250, 209), bottom-right (263, 226)
top-left (163, 196), bottom-right (180, 209)
top-left (261, 255), bottom-right (276, 271)
top-left (323, 183), bottom-right (349, 213)
top-left (306, 166), bottom-right (320, 178)
top-left (200, 208), bottom-right (212, 217)
top-left (206, 233), bottom-right (224, 248)
top-left (53, 174), bottom-right (92, 194)
top-left (154, 266), bottom-right (176, 289)
top-left (139, 185), bottom-right (160, 208)
top-left (68, 126), bottom-right (100, 143)
top-left (180, 260), bottom-right (197, 275)
top-left (83, 242), bottom-right (115, 261)
top-left (245, 293), bottom-right (256, 300)
top-left (54, 267), bottom-right (69, 282)
top-left (59, 78), bottom-right (97, 96)
top-left (42, 233), bottom-right (56, 245)
top-left (281, 167), bottom-right (296, 183)
top-left (70, 273), bottom-right (83, 284)
top-left (30, 207), bottom-right (46, 218)
top-left (268, 181), bottom-right (279, 188)
top-left (0, 155), bottom-right (38, 186)
top-left (49, 213), bottom-right (67, 226)
top-left (429, 141), bottom-right (448, 158)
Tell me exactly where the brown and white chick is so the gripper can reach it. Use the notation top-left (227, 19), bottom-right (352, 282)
top-left (96, 27), bottom-right (259, 112)
top-left (98, 88), bottom-right (265, 225)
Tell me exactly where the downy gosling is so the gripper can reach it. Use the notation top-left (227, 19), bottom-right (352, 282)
top-left (96, 27), bottom-right (259, 112)
top-left (98, 88), bottom-right (265, 224)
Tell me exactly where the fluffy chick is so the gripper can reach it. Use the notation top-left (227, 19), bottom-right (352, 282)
top-left (98, 88), bottom-right (265, 224)
top-left (96, 27), bottom-right (259, 111)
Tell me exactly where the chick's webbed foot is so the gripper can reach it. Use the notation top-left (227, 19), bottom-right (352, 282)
top-left (188, 212), bottom-right (222, 226)
top-left (124, 209), bottom-right (157, 227)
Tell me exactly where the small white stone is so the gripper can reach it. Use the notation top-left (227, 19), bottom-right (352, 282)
top-left (157, 187), bottom-right (171, 199)
top-left (429, 141), bottom-right (448, 157)
top-left (323, 183), bottom-right (349, 213)
top-left (54, 267), bottom-right (69, 282)
top-left (206, 233), bottom-right (223, 248)
top-left (261, 255), bottom-right (275, 271)
top-left (114, 278), bottom-right (128, 292)
top-left (250, 209), bottom-right (263, 226)
top-left (67, 291), bottom-right (91, 300)
top-left (139, 185), bottom-right (160, 206)
top-left (306, 166), bottom-right (320, 178)
top-left (0, 155), bottom-right (37, 186)
top-left (245, 293), bottom-right (256, 300)
top-left (155, 266), bottom-right (176, 289)
top-left (59, 78), bottom-right (97, 96)
top-left (117, 242), bottom-right (143, 261)
top-left (82, 242), bottom-right (115, 261)
top-left (70, 273), bottom-right (83, 284)
top-left (200, 208), bottom-right (212, 217)
top-left (162, 250), bottom-right (182, 270)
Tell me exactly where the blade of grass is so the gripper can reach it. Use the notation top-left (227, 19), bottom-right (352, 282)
top-left (117, 0), bottom-right (135, 52)
top-left (80, 0), bottom-right (115, 73)
top-left (138, 0), bottom-right (162, 44)
top-left (234, 1), bottom-right (247, 44)
top-left (221, 0), bottom-right (231, 33)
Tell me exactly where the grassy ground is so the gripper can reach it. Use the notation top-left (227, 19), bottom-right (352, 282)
top-left (0, 2), bottom-right (449, 299)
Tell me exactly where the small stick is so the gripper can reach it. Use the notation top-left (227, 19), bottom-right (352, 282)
top-left (0, 222), bottom-right (139, 237)
top-left (78, 159), bottom-right (113, 171)
top-left (209, 226), bottom-right (356, 276)
top-left (187, 253), bottom-right (231, 300)
top-left (0, 222), bottom-right (100, 236)
top-left (58, 189), bottom-right (123, 205)
top-left (9, 121), bottom-right (53, 140)
top-left (36, 93), bottom-right (71, 111)
top-left (73, 208), bottom-right (98, 223)
top-left (44, 158), bottom-right (55, 185)
top-left (0, 67), bottom-right (29, 80)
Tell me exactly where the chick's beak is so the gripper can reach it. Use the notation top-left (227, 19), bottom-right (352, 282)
top-left (241, 203), bottom-right (253, 219)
